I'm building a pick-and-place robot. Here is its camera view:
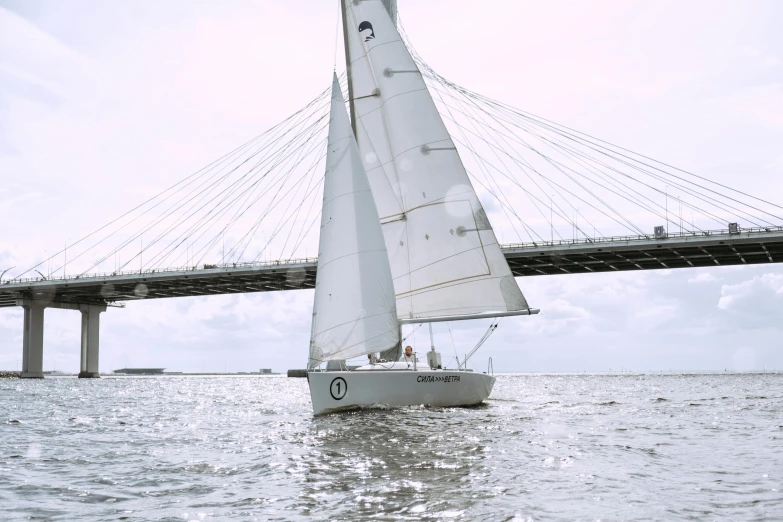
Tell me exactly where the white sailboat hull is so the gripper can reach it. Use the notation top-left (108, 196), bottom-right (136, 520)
top-left (307, 369), bottom-right (496, 415)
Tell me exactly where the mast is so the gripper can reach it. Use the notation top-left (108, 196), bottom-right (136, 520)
top-left (381, 0), bottom-right (397, 25)
top-left (340, 3), bottom-right (356, 136)
top-left (342, 0), bottom-right (397, 136)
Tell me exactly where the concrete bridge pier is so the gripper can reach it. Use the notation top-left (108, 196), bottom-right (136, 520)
top-left (79, 304), bottom-right (106, 378)
top-left (20, 301), bottom-right (46, 379)
top-left (15, 299), bottom-right (108, 379)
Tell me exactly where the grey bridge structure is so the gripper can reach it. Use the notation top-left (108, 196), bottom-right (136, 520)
top-left (3, 0), bottom-right (782, 378)
top-left (3, 226), bottom-right (783, 309)
top-left (3, 226), bottom-right (782, 379)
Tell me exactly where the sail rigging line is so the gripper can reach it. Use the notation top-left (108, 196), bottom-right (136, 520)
top-left (289, 179), bottom-right (326, 257)
top-left (487, 110), bottom-right (736, 231)
top-left (408, 36), bottom-right (780, 231)
top-left (426, 69), bottom-right (528, 244)
top-left (15, 86), bottom-right (333, 280)
top-left (468, 89), bottom-right (783, 224)
top-left (101, 86), bottom-right (333, 272)
top-left (206, 131), bottom-right (328, 265)
top-left (353, 110), bottom-right (408, 215)
top-left (83, 131), bottom-right (279, 273)
top-left (118, 116), bottom-right (329, 273)
top-left (431, 82), bottom-right (576, 243)
top-left (481, 94), bottom-right (783, 217)
top-left (445, 131), bottom-right (639, 240)
top-left (75, 91), bottom-right (333, 275)
top-left (495, 106), bottom-right (775, 228)
top-left (443, 117), bottom-right (643, 237)
top-left (465, 171), bottom-right (544, 244)
top-left (45, 125), bottom-right (275, 276)
top-left (211, 109), bottom-right (331, 264)
top-left (184, 93), bottom-right (336, 266)
top-left (228, 110), bottom-right (328, 250)
top-left (390, 242), bottom-right (500, 287)
top-left (310, 310), bottom-right (399, 339)
top-left (446, 321), bottom-right (459, 369)
top-left (437, 82), bottom-right (641, 238)
top-left (237, 155), bottom-right (328, 264)
top-left (463, 320), bottom-right (499, 366)
top-left (414, 93), bottom-right (543, 241)
top-left (333, 0), bottom-right (340, 71)
top-left (516, 124), bottom-right (704, 232)
top-left (421, 78), bottom-right (597, 239)
top-left (401, 323), bottom-right (423, 343)
top-left (286, 107), bottom-right (340, 256)
top-left (427, 85), bottom-right (644, 237)
top-left (342, 2), bottom-right (408, 196)
top-left (132, 85), bottom-right (331, 271)
top-left (148, 132), bottom-right (323, 270)
top-left (287, 177), bottom-right (325, 259)
top-left (434, 87), bottom-right (556, 244)
top-left (278, 137), bottom-right (328, 258)
top-left (237, 145), bottom-right (328, 263)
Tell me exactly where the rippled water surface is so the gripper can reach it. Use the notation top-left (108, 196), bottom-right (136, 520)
top-left (1, 373), bottom-right (782, 520)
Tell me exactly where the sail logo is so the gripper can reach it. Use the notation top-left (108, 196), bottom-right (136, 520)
top-left (358, 21), bottom-right (375, 42)
top-left (417, 375), bottom-right (461, 383)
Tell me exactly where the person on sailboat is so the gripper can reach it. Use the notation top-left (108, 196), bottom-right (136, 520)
top-left (401, 346), bottom-right (415, 364)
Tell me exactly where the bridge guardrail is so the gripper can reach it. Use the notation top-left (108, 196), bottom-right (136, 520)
top-left (501, 225), bottom-right (783, 250)
top-left (1, 258), bottom-right (319, 286)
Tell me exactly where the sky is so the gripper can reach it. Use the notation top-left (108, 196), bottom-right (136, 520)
top-left (0, 0), bottom-right (782, 374)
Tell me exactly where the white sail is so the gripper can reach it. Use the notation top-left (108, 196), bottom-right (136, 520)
top-left (308, 74), bottom-right (400, 369)
top-left (342, 0), bottom-right (530, 321)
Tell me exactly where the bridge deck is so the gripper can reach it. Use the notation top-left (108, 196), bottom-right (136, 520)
top-left (1, 228), bottom-right (782, 308)
top-left (504, 227), bottom-right (783, 276)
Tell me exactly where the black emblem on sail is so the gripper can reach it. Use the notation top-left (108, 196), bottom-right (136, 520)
top-left (358, 21), bottom-right (375, 42)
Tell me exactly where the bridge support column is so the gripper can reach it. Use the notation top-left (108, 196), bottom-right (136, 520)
top-left (79, 304), bottom-right (106, 378)
top-left (20, 302), bottom-right (46, 379)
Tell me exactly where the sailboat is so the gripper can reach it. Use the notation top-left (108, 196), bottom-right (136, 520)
top-left (306, 1), bottom-right (538, 415)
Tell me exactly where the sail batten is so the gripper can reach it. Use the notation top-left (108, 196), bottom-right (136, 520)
top-left (342, 0), bottom-right (532, 322)
top-left (399, 309), bottom-right (540, 325)
top-left (308, 74), bottom-right (400, 369)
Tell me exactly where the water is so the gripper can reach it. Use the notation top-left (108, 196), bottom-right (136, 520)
top-left (1, 374), bottom-right (781, 521)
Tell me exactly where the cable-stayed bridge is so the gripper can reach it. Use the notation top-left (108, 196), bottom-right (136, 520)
top-left (3, 226), bottom-right (783, 309)
top-left (2, 35), bottom-right (782, 378)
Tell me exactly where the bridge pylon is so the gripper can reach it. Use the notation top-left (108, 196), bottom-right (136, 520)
top-left (15, 299), bottom-right (108, 379)
top-left (79, 304), bottom-right (106, 378)
top-left (19, 300), bottom-right (45, 379)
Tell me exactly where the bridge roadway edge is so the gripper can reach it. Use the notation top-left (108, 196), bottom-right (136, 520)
top-left (1, 229), bottom-right (782, 308)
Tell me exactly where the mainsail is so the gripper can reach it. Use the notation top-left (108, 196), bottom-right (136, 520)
top-left (308, 74), bottom-right (400, 369)
top-left (342, 0), bottom-right (532, 322)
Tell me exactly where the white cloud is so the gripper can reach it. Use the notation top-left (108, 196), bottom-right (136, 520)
top-left (718, 273), bottom-right (783, 310)
top-left (688, 272), bottom-right (720, 283)
top-left (533, 298), bottom-right (590, 336)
